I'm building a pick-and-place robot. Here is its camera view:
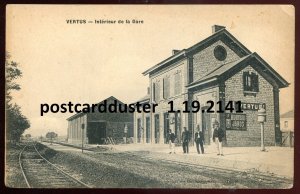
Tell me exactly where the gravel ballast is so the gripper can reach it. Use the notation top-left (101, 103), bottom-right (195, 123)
top-left (37, 143), bottom-right (292, 188)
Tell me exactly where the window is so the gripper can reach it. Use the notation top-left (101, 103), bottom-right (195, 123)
top-left (214, 45), bottom-right (227, 61)
top-left (153, 82), bottom-right (160, 102)
top-left (243, 71), bottom-right (259, 92)
top-left (284, 121), bottom-right (288, 128)
top-left (174, 72), bottom-right (182, 95)
top-left (163, 77), bottom-right (170, 99)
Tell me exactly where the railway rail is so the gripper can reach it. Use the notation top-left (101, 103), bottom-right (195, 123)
top-left (41, 141), bottom-right (292, 188)
top-left (19, 143), bottom-right (90, 188)
top-left (120, 152), bottom-right (292, 186)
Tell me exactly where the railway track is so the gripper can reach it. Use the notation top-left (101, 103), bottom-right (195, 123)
top-left (122, 152), bottom-right (292, 186)
top-left (42, 142), bottom-right (292, 188)
top-left (19, 143), bottom-right (90, 188)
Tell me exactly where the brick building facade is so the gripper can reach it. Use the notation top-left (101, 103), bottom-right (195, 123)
top-left (134, 25), bottom-right (289, 146)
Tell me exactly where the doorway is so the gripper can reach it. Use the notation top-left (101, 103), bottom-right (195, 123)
top-left (87, 121), bottom-right (106, 144)
top-left (146, 117), bottom-right (150, 143)
top-left (163, 112), bottom-right (169, 144)
top-left (154, 114), bottom-right (160, 144)
top-left (137, 118), bottom-right (142, 143)
top-left (201, 107), bottom-right (211, 145)
top-left (175, 112), bottom-right (181, 143)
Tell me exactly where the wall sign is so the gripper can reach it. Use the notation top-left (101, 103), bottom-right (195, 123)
top-left (226, 113), bottom-right (247, 130)
top-left (236, 102), bottom-right (266, 111)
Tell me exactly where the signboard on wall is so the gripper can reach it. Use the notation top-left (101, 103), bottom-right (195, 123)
top-left (226, 113), bottom-right (247, 130)
top-left (237, 102), bottom-right (266, 111)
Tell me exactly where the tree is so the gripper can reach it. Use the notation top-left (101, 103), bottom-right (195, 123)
top-left (5, 52), bottom-right (22, 106)
top-left (6, 104), bottom-right (30, 143)
top-left (46, 132), bottom-right (58, 144)
top-left (5, 52), bottom-right (30, 143)
top-left (46, 132), bottom-right (58, 139)
top-left (25, 134), bottom-right (31, 139)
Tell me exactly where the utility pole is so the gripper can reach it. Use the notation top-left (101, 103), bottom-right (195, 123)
top-left (124, 124), bottom-right (128, 144)
top-left (81, 124), bottom-right (85, 153)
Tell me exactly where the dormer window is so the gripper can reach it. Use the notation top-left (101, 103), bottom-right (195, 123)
top-left (243, 71), bottom-right (259, 93)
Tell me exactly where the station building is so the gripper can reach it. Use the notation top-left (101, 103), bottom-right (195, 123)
top-left (67, 96), bottom-right (133, 144)
top-left (134, 25), bottom-right (289, 147)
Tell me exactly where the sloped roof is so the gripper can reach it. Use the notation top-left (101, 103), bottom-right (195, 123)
top-left (142, 28), bottom-right (251, 76)
top-left (133, 94), bottom-right (150, 104)
top-left (193, 55), bottom-right (250, 83)
top-left (281, 110), bottom-right (294, 118)
top-left (66, 96), bottom-right (125, 121)
top-left (187, 53), bottom-right (289, 89)
top-left (137, 94), bottom-right (150, 102)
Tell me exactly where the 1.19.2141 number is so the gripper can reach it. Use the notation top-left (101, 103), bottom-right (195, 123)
top-left (168, 100), bottom-right (243, 113)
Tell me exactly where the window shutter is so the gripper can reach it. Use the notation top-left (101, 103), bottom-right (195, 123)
top-left (243, 72), bottom-right (247, 91)
top-left (251, 73), bottom-right (255, 92)
top-left (153, 83), bottom-right (156, 102)
top-left (156, 82), bottom-right (160, 101)
top-left (178, 73), bottom-right (181, 94)
top-left (166, 77), bottom-right (170, 98)
top-left (253, 74), bottom-right (259, 92)
top-left (174, 73), bottom-right (182, 95)
top-left (163, 78), bottom-right (165, 99)
top-left (174, 74), bottom-right (178, 95)
top-left (163, 77), bottom-right (170, 99)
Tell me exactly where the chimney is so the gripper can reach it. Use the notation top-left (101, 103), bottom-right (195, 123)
top-left (172, 49), bottom-right (180, 55)
top-left (212, 25), bottom-right (225, 34)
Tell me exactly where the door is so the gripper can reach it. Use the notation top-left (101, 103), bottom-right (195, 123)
top-left (163, 112), bottom-right (169, 144)
top-left (154, 114), bottom-right (160, 144)
top-left (175, 112), bottom-right (181, 143)
top-left (137, 118), bottom-right (141, 143)
top-left (98, 122), bottom-right (106, 143)
top-left (146, 117), bottom-right (150, 143)
top-left (201, 107), bottom-right (211, 144)
top-left (87, 122), bottom-right (106, 144)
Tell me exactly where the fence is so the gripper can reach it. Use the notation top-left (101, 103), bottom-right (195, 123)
top-left (281, 131), bottom-right (294, 147)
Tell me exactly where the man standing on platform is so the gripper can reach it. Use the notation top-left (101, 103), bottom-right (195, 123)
top-left (212, 120), bottom-right (225, 156)
top-left (195, 125), bottom-right (205, 154)
top-left (182, 127), bottom-right (190, 154)
top-left (167, 129), bottom-right (176, 154)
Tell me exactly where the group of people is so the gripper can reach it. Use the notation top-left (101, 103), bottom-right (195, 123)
top-left (166, 120), bottom-right (225, 156)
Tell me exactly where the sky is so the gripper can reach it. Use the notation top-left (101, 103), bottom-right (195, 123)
top-left (6, 5), bottom-right (295, 137)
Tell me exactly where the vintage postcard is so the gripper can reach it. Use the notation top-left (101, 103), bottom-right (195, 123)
top-left (5, 5), bottom-right (294, 189)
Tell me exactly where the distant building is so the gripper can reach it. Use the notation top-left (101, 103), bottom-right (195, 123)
top-left (67, 96), bottom-right (133, 144)
top-left (280, 110), bottom-right (294, 132)
top-left (280, 110), bottom-right (294, 147)
top-left (134, 25), bottom-right (289, 147)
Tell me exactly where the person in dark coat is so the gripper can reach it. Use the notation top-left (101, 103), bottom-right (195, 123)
top-left (181, 127), bottom-right (190, 154)
top-left (167, 129), bottom-right (176, 154)
top-left (195, 125), bottom-right (205, 154)
top-left (212, 120), bottom-right (225, 156)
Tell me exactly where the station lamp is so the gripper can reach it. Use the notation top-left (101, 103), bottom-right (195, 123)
top-left (258, 107), bottom-right (266, 151)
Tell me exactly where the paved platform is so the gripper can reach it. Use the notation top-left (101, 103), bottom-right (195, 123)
top-left (43, 142), bottom-right (294, 179)
top-left (107, 144), bottom-right (293, 179)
